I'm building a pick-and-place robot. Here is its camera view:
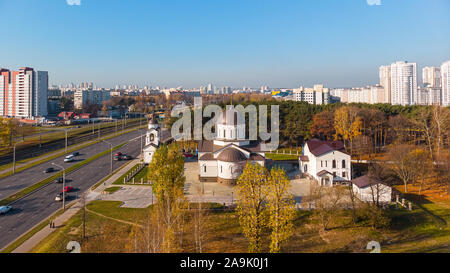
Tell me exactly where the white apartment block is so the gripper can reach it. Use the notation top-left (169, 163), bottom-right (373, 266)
top-left (74, 89), bottom-right (111, 109)
top-left (293, 84), bottom-right (330, 105)
top-left (417, 86), bottom-right (442, 105)
top-left (441, 61), bottom-right (450, 107)
top-left (389, 61), bottom-right (418, 106)
top-left (379, 65), bottom-right (391, 103)
top-left (0, 67), bottom-right (48, 118)
top-left (330, 85), bottom-right (385, 104)
top-left (422, 66), bottom-right (441, 87)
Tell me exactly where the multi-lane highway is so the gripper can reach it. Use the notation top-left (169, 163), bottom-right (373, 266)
top-left (0, 129), bottom-right (146, 250)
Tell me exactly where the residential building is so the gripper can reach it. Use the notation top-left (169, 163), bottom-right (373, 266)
top-left (0, 67), bottom-right (48, 118)
top-left (298, 139), bottom-right (351, 186)
top-left (389, 61), bottom-right (418, 105)
top-left (293, 85), bottom-right (330, 105)
top-left (74, 89), bottom-right (111, 109)
top-left (441, 61), bottom-right (450, 106)
top-left (422, 66), bottom-right (441, 87)
top-left (379, 65), bottom-right (391, 103)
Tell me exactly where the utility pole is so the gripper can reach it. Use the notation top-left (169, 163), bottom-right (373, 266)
top-left (52, 163), bottom-right (66, 210)
top-left (12, 140), bottom-right (23, 174)
top-left (39, 127), bottom-right (42, 148)
top-left (65, 129), bottom-right (68, 154)
top-left (83, 192), bottom-right (86, 239)
top-left (102, 140), bottom-right (113, 175)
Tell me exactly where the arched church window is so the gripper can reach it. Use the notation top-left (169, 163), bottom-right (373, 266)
top-left (150, 134), bottom-right (154, 141)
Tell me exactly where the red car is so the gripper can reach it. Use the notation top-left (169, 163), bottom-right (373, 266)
top-left (115, 152), bottom-right (123, 157)
top-left (63, 186), bottom-right (73, 193)
top-left (183, 152), bottom-right (193, 158)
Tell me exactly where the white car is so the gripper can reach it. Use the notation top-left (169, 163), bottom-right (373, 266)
top-left (0, 206), bottom-right (12, 215)
top-left (64, 155), bottom-right (75, 163)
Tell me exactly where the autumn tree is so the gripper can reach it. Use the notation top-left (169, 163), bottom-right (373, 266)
top-left (310, 110), bottom-right (335, 140)
top-left (266, 168), bottom-right (295, 253)
top-left (236, 163), bottom-right (269, 253)
top-left (334, 106), bottom-right (362, 152)
top-left (147, 144), bottom-right (186, 253)
top-left (432, 105), bottom-right (450, 158)
top-left (387, 144), bottom-right (420, 193)
top-left (310, 183), bottom-right (346, 231)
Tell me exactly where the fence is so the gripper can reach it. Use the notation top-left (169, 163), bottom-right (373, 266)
top-left (123, 163), bottom-right (151, 185)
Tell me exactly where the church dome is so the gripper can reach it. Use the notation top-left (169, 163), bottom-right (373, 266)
top-left (217, 148), bottom-right (247, 162)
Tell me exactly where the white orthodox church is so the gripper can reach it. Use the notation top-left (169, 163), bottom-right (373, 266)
top-left (198, 109), bottom-right (267, 186)
top-left (143, 115), bottom-right (171, 164)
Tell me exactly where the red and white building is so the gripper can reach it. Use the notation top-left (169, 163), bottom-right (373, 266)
top-left (299, 139), bottom-right (352, 187)
top-left (0, 67), bottom-right (48, 119)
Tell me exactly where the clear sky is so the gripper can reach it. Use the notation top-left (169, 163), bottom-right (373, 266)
top-left (0, 0), bottom-right (449, 88)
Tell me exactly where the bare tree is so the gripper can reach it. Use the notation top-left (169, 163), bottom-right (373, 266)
top-left (388, 144), bottom-right (420, 193)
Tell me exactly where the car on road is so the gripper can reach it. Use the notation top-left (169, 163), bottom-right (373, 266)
top-left (63, 186), bottom-right (73, 193)
top-left (121, 155), bottom-right (132, 160)
top-left (0, 206), bottom-right (12, 215)
top-left (115, 152), bottom-right (123, 157)
top-left (72, 151), bottom-right (80, 156)
top-left (44, 167), bottom-right (55, 173)
top-left (64, 155), bottom-right (75, 163)
top-left (55, 192), bottom-right (63, 202)
top-left (55, 177), bottom-right (64, 184)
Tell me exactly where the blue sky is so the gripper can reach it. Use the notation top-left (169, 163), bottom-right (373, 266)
top-left (0, 0), bottom-right (449, 88)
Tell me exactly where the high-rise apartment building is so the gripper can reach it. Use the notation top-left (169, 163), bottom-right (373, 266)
top-left (0, 67), bottom-right (48, 118)
top-left (389, 61), bottom-right (417, 106)
top-left (293, 85), bottom-right (330, 105)
top-left (379, 65), bottom-right (391, 103)
top-left (441, 61), bottom-right (450, 107)
top-left (74, 89), bottom-right (111, 109)
top-left (422, 67), bottom-right (441, 87)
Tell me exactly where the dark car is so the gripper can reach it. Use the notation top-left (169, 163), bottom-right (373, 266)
top-left (114, 155), bottom-right (121, 161)
top-left (121, 155), bottom-right (132, 160)
top-left (44, 167), bottom-right (54, 173)
top-left (55, 177), bottom-right (64, 184)
top-left (72, 152), bottom-right (80, 156)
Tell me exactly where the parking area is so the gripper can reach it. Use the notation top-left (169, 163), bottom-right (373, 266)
top-left (98, 186), bottom-right (155, 208)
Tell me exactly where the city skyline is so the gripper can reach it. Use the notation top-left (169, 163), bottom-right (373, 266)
top-left (1, 0), bottom-right (449, 88)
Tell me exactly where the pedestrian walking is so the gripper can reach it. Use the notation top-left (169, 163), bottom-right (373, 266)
top-left (49, 221), bottom-right (52, 228)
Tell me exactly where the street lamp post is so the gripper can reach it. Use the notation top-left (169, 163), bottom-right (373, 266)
top-left (39, 127), bottom-right (42, 148)
top-left (65, 129), bottom-right (68, 154)
top-left (52, 163), bottom-right (66, 210)
top-left (102, 140), bottom-right (113, 175)
top-left (13, 140), bottom-right (24, 174)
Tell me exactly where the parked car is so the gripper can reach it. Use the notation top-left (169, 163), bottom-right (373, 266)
top-left (0, 206), bottom-right (12, 215)
top-left (55, 177), bottom-right (64, 184)
top-left (64, 155), bottom-right (75, 163)
top-left (183, 152), bottom-right (193, 158)
top-left (63, 186), bottom-right (73, 193)
top-left (72, 152), bottom-right (80, 156)
top-left (55, 193), bottom-right (63, 202)
top-left (44, 167), bottom-right (54, 173)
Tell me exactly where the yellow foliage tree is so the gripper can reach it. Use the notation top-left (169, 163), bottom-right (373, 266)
top-left (236, 163), bottom-right (269, 253)
top-left (334, 106), bottom-right (363, 150)
top-left (267, 168), bottom-right (296, 253)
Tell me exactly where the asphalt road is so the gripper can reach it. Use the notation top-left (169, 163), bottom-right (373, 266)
top-left (0, 129), bottom-right (146, 200)
top-left (0, 130), bottom-right (145, 250)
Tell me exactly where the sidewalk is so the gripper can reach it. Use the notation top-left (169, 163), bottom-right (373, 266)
top-left (10, 158), bottom-right (141, 253)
